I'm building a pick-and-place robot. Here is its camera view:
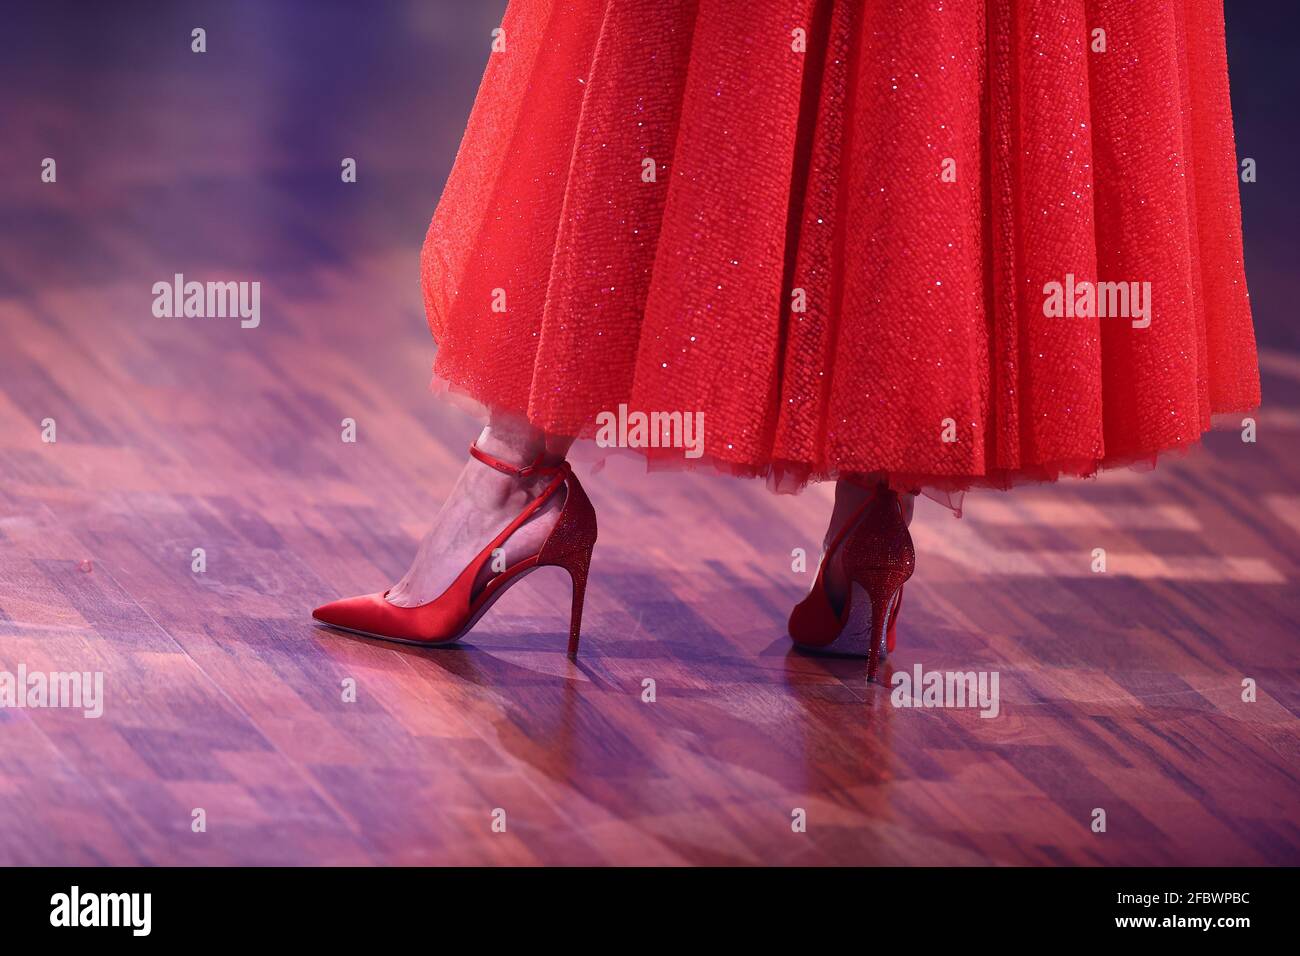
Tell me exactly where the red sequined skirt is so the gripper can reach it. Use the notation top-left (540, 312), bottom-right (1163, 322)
top-left (420, 0), bottom-right (1260, 495)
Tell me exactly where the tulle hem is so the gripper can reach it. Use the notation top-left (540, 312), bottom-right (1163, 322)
top-left (429, 367), bottom-right (1259, 518)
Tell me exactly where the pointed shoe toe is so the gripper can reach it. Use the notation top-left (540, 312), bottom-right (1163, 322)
top-left (311, 593), bottom-right (385, 632)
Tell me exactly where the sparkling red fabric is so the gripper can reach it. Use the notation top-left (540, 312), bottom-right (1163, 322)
top-left (420, 0), bottom-right (1260, 496)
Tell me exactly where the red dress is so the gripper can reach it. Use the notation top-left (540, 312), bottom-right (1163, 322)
top-left (420, 0), bottom-right (1259, 496)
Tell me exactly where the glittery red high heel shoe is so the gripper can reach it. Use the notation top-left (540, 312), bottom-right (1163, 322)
top-left (312, 443), bottom-right (597, 656)
top-left (788, 485), bottom-right (915, 682)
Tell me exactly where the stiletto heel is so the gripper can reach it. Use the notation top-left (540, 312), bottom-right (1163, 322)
top-left (563, 555), bottom-right (590, 659)
top-left (312, 442), bottom-right (598, 651)
top-left (858, 569), bottom-right (910, 681)
top-left (886, 586), bottom-right (903, 654)
top-left (788, 484), bottom-right (915, 682)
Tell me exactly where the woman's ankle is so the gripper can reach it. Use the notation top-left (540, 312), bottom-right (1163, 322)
top-left (825, 478), bottom-right (915, 550)
top-left (474, 415), bottom-right (573, 470)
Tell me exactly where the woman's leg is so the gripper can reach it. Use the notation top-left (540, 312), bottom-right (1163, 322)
top-left (385, 411), bottom-right (574, 607)
top-left (819, 479), bottom-right (915, 612)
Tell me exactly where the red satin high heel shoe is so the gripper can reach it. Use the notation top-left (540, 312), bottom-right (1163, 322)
top-left (312, 443), bottom-right (598, 656)
top-left (788, 485), bottom-right (915, 682)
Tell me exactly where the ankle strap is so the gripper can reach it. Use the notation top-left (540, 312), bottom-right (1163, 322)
top-left (469, 442), bottom-right (568, 479)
